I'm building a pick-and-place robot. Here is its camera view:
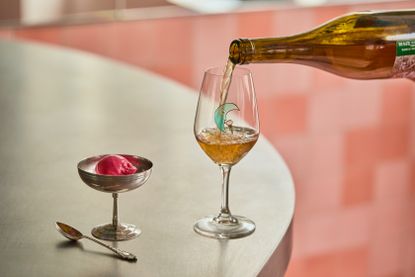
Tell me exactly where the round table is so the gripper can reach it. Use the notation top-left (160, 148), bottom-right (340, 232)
top-left (0, 39), bottom-right (295, 277)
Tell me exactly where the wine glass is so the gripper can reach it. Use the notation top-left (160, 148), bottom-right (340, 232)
top-left (193, 66), bottom-right (259, 239)
top-left (77, 154), bottom-right (153, 241)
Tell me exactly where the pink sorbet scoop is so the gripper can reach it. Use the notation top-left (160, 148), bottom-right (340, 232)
top-left (95, 155), bottom-right (137, 175)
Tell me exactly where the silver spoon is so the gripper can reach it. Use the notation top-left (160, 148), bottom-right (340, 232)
top-left (55, 222), bottom-right (137, 262)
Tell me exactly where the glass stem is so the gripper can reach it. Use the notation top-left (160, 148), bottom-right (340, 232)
top-left (220, 165), bottom-right (231, 215)
top-left (112, 193), bottom-right (118, 228)
top-left (216, 165), bottom-right (237, 224)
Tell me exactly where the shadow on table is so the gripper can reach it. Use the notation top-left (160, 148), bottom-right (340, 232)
top-left (55, 240), bottom-right (127, 261)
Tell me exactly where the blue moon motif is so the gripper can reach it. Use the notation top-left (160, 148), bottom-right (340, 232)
top-left (214, 103), bottom-right (240, 132)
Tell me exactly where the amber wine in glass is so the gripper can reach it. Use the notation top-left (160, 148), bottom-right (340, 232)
top-left (193, 66), bottom-right (259, 239)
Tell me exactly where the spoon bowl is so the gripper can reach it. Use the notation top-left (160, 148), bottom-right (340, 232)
top-left (56, 222), bottom-right (83, 240)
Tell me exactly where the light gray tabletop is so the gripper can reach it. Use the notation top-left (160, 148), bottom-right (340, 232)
top-left (0, 39), bottom-right (295, 277)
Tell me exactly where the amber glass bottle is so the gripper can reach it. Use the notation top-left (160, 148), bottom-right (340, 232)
top-left (229, 9), bottom-right (415, 80)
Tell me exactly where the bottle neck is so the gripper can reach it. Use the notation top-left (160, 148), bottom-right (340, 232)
top-left (229, 39), bottom-right (254, 64)
top-left (229, 37), bottom-right (304, 65)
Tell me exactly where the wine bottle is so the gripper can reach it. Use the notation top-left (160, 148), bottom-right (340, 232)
top-left (229, 9), bottom-right (415, 80)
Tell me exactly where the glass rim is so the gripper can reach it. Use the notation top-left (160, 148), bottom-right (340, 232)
top-left (204, 66), bottom-right (252, 77)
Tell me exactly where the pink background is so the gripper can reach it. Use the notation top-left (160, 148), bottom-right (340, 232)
top-left (1, 1), bottom-right (414, 276)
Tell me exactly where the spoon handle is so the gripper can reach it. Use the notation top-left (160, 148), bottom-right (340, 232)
top-left (82, 235), bottom-right (137, 261)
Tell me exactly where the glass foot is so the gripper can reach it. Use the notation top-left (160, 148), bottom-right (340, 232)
top-left (91, 223), bottom-right (141, 241)
top-left (194, 215), bottom-right (255, 239)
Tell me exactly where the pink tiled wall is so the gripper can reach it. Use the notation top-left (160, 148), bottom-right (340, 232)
top-left (2, 1), bottom-right (415, 276)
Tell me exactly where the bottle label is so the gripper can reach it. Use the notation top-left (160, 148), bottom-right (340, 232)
top-left (392, 39), bottom-right (415, 80)
top-left (396, 40), bottom-right (415, 56)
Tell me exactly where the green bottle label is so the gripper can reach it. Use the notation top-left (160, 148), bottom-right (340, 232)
top-left (396, 40), bottom-right (415, 56)
top-left (392, 39), bottom-right (415, 80)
